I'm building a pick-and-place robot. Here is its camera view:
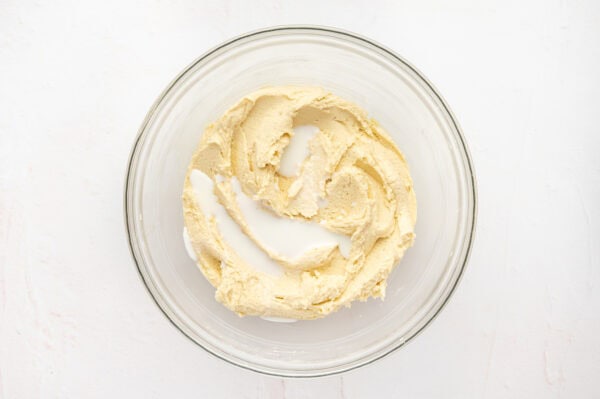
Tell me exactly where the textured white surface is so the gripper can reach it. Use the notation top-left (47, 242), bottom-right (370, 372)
top-left (1, 1), bottom-right (599, 397)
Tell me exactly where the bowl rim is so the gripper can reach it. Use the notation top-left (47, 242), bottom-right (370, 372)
top-left (124, 24), bottom-right (478, 377)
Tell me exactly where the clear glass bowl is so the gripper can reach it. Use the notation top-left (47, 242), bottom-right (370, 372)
top-left (125, 26), bottom-right (476, 377)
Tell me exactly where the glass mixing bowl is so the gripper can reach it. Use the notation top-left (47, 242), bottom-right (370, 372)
top-left (124, 26), bottom-right (476, 377)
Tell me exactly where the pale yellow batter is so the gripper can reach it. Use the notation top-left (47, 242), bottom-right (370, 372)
top-left (183, 86), bottom-right (416, 320)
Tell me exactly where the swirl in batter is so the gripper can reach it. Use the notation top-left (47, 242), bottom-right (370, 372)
top-left (183, 86), bottom-right (416, 319)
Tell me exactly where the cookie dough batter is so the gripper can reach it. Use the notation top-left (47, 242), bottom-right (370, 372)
top-left (183, 86), bottom-right (416, 320)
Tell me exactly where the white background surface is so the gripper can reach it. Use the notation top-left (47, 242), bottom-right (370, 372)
top-left (1, 1), bottom-right (599, 397)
